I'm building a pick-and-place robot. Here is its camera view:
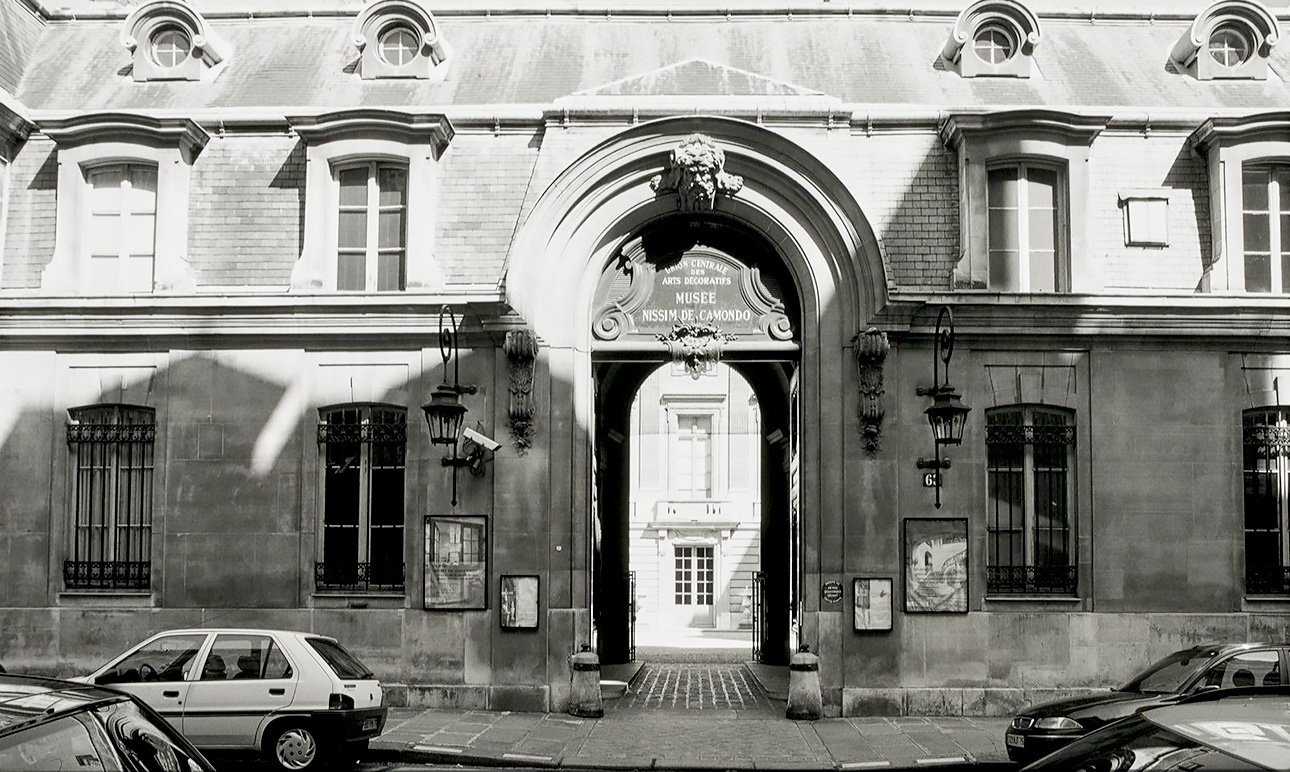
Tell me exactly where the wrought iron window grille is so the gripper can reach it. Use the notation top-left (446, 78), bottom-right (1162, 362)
top-left (985, 424), bottom-right (1075, 445)
top-left (63, 560), bottom-right (151, 590)
top-left (1242, 411), bottom-right (1290, 595)
top-left (314, 561), bottom-right (405, 593)
top-left (317, 406), bottom-right (407, 594)
top-left (65, 407), bottom-right (155, 591)
top-left (316, 420), bottom-right (407, 444)
top-left (986, 565), bottom-right (1077, 595)
top-left (985, 410), bottom-right (1076, 595)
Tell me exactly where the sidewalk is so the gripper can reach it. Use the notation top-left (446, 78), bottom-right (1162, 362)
top-left (370, 707), bottom-right (1014, 770)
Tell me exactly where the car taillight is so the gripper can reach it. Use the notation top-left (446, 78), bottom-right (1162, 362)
top-left (329, 693), bottom-right (354, 710)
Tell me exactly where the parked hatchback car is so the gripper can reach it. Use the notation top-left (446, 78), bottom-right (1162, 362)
top-left (0, 671), bottom-right (215, 772)
top-left (1006, 642), bottom-right (1288, 764)
top-left (1021, 689), bottom-right (1290, 771)
top-left (78, 628), bottom-right (386, 771)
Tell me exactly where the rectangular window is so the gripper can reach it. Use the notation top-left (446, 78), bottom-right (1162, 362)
top-left (673, 545), bottom-right (714, 605)
top-left (987, 165), bottom-right (1065, 292)
top-left (671, 414), bottom-right (714, 499)
top-left (985, 406), bottom-right (1076, 594)
top-left (337, 163), bottom-right (407, 292)
top-left (65, 405), bottom-right (154, 590)
top-left (1242, 165), bottom-right (1290, 293)
top-left (1243, 409), bottom-right (1290, 594)
top-left (316, 405), bottom-right (406, 592)
top-left (86, 164), bottom-right (157, 294)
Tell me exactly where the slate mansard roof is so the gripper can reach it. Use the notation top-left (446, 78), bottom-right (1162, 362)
top-left (6, 0), bottom-right (1290, 113)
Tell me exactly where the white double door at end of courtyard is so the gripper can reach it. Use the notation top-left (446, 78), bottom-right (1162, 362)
top-left (668, 542), bottom-right (716, 628)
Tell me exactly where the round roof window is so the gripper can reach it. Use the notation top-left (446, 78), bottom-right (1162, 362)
top-left (1208, 22), bottom-right (1255, 68)
top-left (973, 24), bottom-right (1017, 65)
top-left (378, 25), bottom-right (419, 67)
top-left (150, 26), bottom-right (191, 69)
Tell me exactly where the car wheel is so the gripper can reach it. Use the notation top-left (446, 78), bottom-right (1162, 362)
top-left (265, 722), bottom-right (324, 771)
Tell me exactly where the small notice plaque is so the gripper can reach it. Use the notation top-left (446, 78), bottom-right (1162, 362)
top-left (821, 580), bottom-right (844, 605)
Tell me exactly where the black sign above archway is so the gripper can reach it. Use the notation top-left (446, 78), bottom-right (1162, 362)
top-left (592, 225), bottom-right (796, 376)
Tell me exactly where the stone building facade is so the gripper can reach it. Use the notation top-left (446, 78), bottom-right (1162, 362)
top-left (1, 0), bottom-right (1289, 717)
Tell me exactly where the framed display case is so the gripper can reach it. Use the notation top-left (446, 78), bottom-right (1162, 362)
top-left (424, 515), bottom-right (488, 610)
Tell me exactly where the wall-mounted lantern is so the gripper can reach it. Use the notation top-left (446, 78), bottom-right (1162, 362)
top-left (915, 305), bottom-right (971, 508)
top-left (422, 305), bottom-right (478, 506)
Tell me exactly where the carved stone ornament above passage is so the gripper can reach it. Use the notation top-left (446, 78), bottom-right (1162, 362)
top-left (650, 134), bottom-right (744, 212)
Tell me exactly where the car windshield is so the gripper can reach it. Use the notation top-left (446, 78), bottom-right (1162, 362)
top-left (306, 638), bottom-right (374, 680)
top-left (1122, 648), bottom-right (1221, 694)
top-left (1024, 713), bottom-right (1264, 771)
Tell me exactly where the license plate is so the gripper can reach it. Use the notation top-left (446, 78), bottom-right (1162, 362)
top-left (1006, 733), bottom-right (1025, 749)
top-left (362, 718), bottom-right (379, 732)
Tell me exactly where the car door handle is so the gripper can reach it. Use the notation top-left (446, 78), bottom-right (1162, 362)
top-left (269, 688), bottom-right (285, 696)
top-left (163, 690), bottom-right (179, 698)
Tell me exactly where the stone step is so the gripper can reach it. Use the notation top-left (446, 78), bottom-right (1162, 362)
top-left (600, 679), bottom-right (629, 699)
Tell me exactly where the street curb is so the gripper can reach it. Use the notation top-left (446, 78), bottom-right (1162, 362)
top-left (366, 745), bottom-right (1016, 771)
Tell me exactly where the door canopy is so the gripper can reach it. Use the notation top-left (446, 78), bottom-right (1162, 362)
top-left (504, 116), bottom-right (889, 350)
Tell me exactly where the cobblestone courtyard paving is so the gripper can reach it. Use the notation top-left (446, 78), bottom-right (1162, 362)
top-left (607, 663), bottom-right (778, 712)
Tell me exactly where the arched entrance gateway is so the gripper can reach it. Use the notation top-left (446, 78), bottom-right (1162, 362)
top-left (504, 117), bottom-right (887, 711)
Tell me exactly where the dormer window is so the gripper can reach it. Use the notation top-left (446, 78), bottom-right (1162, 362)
top-left (378, 25), bottom-right (419, 67)
top-left (352, 0), bottom-right (449, 81)
top-left (287, 109), bottom-right (454, 292)
top-left (974, 24), bottom-right (1017, 65)
top-left (942, 0), bottom-right (1041, 78)
top-left (941, 110), bottom-right (1110, 293)
top-left (1171, 0), bottom-right (1280, 81)
top-left (1209, 23), bottom-right (1255, 67)
top-left (121, 0), bottom-right (230, 82)
top-left (151, 27), bottom-right (191, 69)
top-left (38, 114), bottom-right (208, 295)
top-left (1190, 113), bottom-right (1290, 293)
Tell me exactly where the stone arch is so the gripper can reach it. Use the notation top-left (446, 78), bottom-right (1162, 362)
top-left (504, 115), bottom-right (888, 351)
top-left (503, 116), bottom-right (888, 691)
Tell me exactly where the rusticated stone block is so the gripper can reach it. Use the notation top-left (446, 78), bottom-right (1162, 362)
top-left (842, 688), bottom-right (903, 716)
top-left (490, 685), bottom-right (549, 712)
top-left (980, 688), bottom-right (1030, 716)
top-left (904, 688), bottom-right (963, 716)
top-left (404, 685), bottom-right (489, 710)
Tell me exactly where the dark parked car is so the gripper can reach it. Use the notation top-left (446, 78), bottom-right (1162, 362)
top-left (0, 671), bottom-right (215, 772)
top-left (1021, 688), bottom-right (1290, 771)
top-left (1006, 642), bottom-right (1288, 764)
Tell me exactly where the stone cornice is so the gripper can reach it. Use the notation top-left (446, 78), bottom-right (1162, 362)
top-left (9, 291), bottom-right (1290, 344)
top-left (20, 0), bottom-right (1251, 23)
top-left (287, 109), bottom-right (455, 152)
top-left (0, 102), bottom-right (34, 161)
top-left (874, 292), bottom-right (1290, 340)
top-left (1189, 111), bottom-right (1290, 152)
top-left (939, 109), bottom-right (1112, 149)
top-left (39, 113), bottom-right (209, 158)
top-left (0, 293), bottom-right (513, 345)
top-left (19, 106), bottom-right (1243, 138)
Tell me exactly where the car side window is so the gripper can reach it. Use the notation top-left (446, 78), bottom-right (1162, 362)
top-left (201, 634), bottom-right (289, 681)
top-left (1202, 650), bottom-right (1280, 688)
top-left (263, 642), bottom-right (293, 679)
top-left (98, 634), bottom-right (207, 684)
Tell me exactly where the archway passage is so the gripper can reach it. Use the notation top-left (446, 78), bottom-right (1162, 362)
top-left (589, 218), bottom-right (800, 670)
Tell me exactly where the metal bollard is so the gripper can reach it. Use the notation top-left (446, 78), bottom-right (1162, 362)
top-left (786, 643), bottom-right (823, 720)
top-left (568, 643), bottom-right (604, 718)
